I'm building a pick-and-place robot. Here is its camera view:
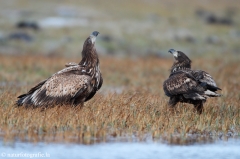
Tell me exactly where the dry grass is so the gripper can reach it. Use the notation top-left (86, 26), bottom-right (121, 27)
top-left (0, 54), bottom-right (240, 145)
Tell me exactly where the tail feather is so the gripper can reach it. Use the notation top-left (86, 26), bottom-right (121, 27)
top-left (204, 90), bottom-right (221, 97)
top-left (16, 94), bottom-right (31, 106)
top-left (17, 93), bottom-right (27, 99)
top-left (16, 95), bottom-right (26, 106)
top-left (16, 79), bottom-right (47, 107)
top-left (207, 85), bottom-right (222, 91)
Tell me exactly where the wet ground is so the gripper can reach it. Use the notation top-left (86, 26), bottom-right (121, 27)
top-left (1, 139), bottom-right (240, 159)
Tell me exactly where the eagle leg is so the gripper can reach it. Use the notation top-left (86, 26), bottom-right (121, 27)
top-left (71, 96), bottom-right (84, 107)
top-left (194, 101), bottom-right (204, 114)
top-left (72, 101), bottom-right (84, 108)
top-left (168, 96), bottom-right (179, 108)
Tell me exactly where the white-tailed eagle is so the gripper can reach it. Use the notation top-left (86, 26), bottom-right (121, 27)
top-left (17, 31), bottom-right (103, 108)
top-left (163, 49), bottom-right (221, 114)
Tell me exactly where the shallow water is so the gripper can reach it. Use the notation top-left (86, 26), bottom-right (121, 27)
top-left (1, 139), bottom-right (240, 159)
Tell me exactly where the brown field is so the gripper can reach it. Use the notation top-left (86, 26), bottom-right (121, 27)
top-left (0, 54), bottom-right (239, 145)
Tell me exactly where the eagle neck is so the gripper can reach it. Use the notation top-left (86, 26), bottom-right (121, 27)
top-left (79, 46), bottom-right (99, 68)
top-left (171, 60), bottom-right (191, 73)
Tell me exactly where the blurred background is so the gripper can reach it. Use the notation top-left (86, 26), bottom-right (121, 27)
top-left (0, 0), bottom-right (239, 58)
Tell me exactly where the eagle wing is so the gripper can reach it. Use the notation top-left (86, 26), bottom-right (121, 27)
top-left (17, 79), bottom-right (47, 99)
top-left (17, 65), bottom-right (93, 106)
top-left (32, 72), bottom-right (91, 105)
top-left (98, 73), bottom-right (103, 90)
top-left (191, 70), bottom-right (221, 91)
top-left (84, 71), bottom-right (103, 102)
top-left (163, 71), bottom-right (204, 98)
top-left (65, 62), bottom-right (78, 67)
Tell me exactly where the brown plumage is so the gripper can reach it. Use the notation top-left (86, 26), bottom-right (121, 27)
top-left (65, 62), bottom-right (78, 67)
top-left (163, 49), bottom-right (221, 114)
top-left (17, 31), bottom-right (103, 108)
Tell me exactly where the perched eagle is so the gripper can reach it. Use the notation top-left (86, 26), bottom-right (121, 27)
top-left (17, 31), bottom-right (103, 108)
top-left (163, 49), bottom-right (221, 114)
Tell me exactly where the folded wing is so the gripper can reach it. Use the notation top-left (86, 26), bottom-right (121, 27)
top-left (163, 71), bottom-right (206, 100)
top-left (17, 66), bottom-right (92, 107)
top-left (191, 70), bottom-right (221, 91)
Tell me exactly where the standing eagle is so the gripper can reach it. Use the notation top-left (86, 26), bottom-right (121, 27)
top-left (17, 31), bottom-right (103, 108)
top-left (163, 49), bottom-right (221, 114)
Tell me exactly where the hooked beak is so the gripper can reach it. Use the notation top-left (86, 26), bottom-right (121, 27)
top-left (90, 31), bottom-right (100, 43)
top-left (168, 49), bottom-right (178, 58)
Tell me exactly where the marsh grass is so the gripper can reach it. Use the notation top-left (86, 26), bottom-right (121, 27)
top-left (0, 55), bottom-right (240, 145)
top-left (0, 0), bottom-right (239, 145)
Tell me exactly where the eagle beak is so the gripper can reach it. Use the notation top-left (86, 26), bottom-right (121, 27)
top-left (90, 31), bottom-right (100, 44)
top-left (168, 49), bottom-right (178, 58)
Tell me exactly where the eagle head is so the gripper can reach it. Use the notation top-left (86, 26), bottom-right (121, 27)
top-left (83, 31), bottom-right (100, 50)
top-left (168, 49), bottom-right (178, 58)
top-left (168, 49), bottom-right (191, 62)
top-left (89, 31), bottom-right (100, 44)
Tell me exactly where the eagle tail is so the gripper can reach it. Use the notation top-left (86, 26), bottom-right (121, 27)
top-left (16, 97), bottom-right (24, 106)
top-left (204, 90), bottom-right (222, 97)
top-left (16, 80), bottom-right (47, 107)
top-left (206, 84), bottom-right (222, 91)
top-left (16, 94), bottom-right (30, 106)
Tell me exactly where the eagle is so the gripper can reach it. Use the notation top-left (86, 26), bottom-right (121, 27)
top-left (17, 31), bottom-right (103, 108)
top-left (163, 49), bottom-right (221, 114)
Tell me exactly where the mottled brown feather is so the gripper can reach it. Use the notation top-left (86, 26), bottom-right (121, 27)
top-left (164, 49), bottom-right (221, 114)
top-left (65, 62), bottom-right (78, 67)
top-left (164, 71), bottom-right (204, 97)
top-left (17, 31), bottom-right (102, 107)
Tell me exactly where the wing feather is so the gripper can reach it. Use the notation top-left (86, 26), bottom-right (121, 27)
top-left (55, 65), bottom-right (84, 75)
top-left (191, 70), bottom-right (221, 91)
top-left (17, 79), bottom-right (47, 98)
top-left (17, 65), bottom-right (93, 106)
top-left (30, 73), bottom-right (91, 106)
top-left (97, 72), bottom-right (103, 90)
top-left (17, 63), bottom-right (102, 107)
top-left (65, 62), bottom-right (78, 67)
top-left (163, 71), bottom-right (202, 96)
